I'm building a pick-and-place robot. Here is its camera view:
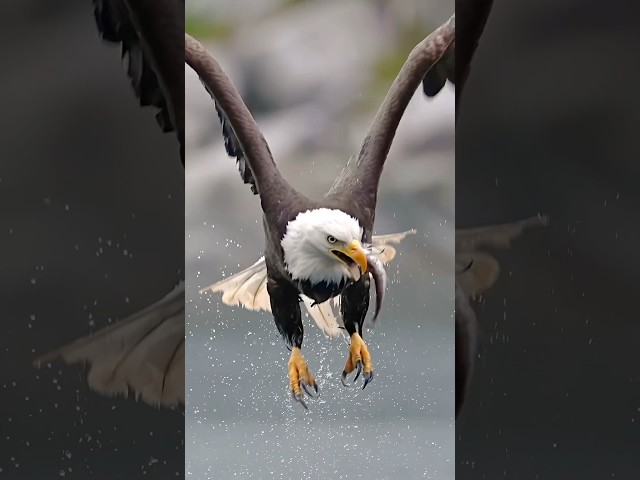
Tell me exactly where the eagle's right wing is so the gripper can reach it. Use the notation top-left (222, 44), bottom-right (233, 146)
top-left (325, 16), bottom-right (455, 214)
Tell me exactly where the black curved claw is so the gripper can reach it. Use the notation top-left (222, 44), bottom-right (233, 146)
top-left (340, 370), bottom-right (352, 388)
top-left (353, 361), bottom-right (363, 382)
top-left (291, 391), bottom-right (308, 410)
top-left (300, 379), bottom-right (320, 398)
top-left (362, 371), bottom-right (374, 390)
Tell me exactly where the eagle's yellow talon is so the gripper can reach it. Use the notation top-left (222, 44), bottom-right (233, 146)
top-left (342, 333), bottom-right (374, 389)
top-left (288, 347), bottom-right (318, 407)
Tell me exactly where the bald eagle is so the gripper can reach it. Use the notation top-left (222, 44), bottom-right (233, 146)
top-left (186, 16), bottom-right (455, 408)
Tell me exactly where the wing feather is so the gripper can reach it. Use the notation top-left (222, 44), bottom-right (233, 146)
top-left (326, 16), bottom-right (455, 208)
top-left (456, 215), bottom-right (549, 253)
top-left (199, 257), bottom-right (271, 311)
top-left (454, 215), bottom-right (548, 417)
top-left (456, 252), bottom-right (500, 299)
top-left (185, 33), bottom-right (295, 208)
top-left (35, 283), bottom-right (185, 408)
top-left (93, 0), bottom-right (184, 161)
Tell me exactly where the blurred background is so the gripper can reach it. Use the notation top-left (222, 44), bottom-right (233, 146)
top-left (185, 0), bottom-right (455, 478)
top-left (456, 0), bottom-right (640, 478)
top-left (0, 1), bottom-right (184, 478)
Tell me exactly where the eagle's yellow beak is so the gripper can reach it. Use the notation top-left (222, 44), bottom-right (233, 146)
top-left (331, 239), bottom-right (368, 280)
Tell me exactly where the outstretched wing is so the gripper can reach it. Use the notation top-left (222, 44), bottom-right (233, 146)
top-left (326, 16), bottom-right (455, 221)
top-left (185, 33), bottom-right (299, 212)
top-left (199, 257), bottom-right (271, 311)
top-left (455, 215), bottom-right (548, 297)
top-left (93, 0), bottom-right (185, 161)
top-left (200, 230), bottom-right (416, 338)
top-left (422, 0), bottom-right (495, 121)
top-left (456, 215), bottom-right (549, 253)
top-left (35, 283), bottom-right (185, 408)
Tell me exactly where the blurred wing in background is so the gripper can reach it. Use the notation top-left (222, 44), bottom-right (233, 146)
top-left (200, 230), bottom-right (417, 339)
top-left (35, 1), bottom-right (186, 409)
top-left (36, 284), bottom-right (185, 407)
top-left (326, 16), bottom-right (456, 216)
top-left (454, 215), bottom-right (548, 416)
top-left (93, 0), bottom-right (185, 161)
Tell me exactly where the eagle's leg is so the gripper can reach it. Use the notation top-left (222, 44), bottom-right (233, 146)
top-left (267, 277), bottom-right (318, 409)
top-left (288, 347), bottom-right (318, 409)
top-left (340, 275), bottom-right (374, 389)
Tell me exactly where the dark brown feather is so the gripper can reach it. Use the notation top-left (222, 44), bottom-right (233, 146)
top-left (185, 33), bottom-right (299, 213)
top-left (201, 83), bottom-right (259, 195)
top-left (93, 0), bottom-right (185, 162)
top-left (326, 16), bottom-right (455, 228)
top-left (422, 46), bottom-right (455, 97)
top-left (421, 0), bottom-right (494, 121)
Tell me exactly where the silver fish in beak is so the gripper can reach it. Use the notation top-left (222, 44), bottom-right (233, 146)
top-left (365, 252), bottom-right (387, 322)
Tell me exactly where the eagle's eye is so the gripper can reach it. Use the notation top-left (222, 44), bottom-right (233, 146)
top-left (326, 235), bottom-right (337, 244)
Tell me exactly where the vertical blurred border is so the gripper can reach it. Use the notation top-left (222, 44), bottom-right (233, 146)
top-left (0, 1), bottom-right (185, 477)
top-left (456, 0), bottom-right (640, 477)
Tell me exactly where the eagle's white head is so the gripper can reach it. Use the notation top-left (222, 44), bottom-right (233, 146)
top-left (281, 208), bottom-right (367, 286)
